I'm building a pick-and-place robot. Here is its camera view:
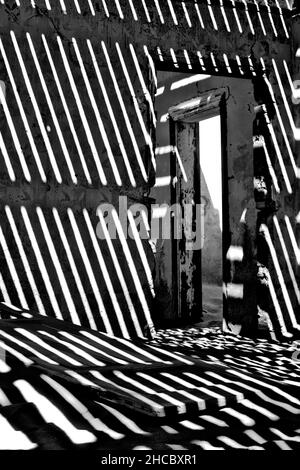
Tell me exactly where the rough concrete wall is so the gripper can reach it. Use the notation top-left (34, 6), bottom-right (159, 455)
top-left (0, 1), bottom-right (156, 338)
top-left (0, 0), bottom-right (297, 339)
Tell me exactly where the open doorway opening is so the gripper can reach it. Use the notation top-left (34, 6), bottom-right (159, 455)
top-left (199, 115), bottom-right (223, 326)
top-left (168, 91), bottom-right (226, 327)
top-left (151, 71), bottom-right (229, 328)
top-left (151, 68), bottom-right (258, 334)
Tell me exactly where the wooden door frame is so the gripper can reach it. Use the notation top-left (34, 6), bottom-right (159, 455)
top-left (169, 88), bottom-right (229, 324)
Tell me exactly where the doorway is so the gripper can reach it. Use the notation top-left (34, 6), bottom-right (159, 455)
top-left (168, 91), bottom-right (225, 326)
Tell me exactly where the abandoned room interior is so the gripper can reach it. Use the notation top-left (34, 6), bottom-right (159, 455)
top-left (0, 0), bottom-right (300, 452)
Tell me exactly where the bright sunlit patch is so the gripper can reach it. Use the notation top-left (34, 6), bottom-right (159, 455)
top-left (154, 0), bottom-right (165, 23)
top-left (72, 38), bottom-right (121, 186)
top-left (102, 42), bottom-right (148, 183)
top-left (92, 370), bottom-right (166, 416)
top-left (0, 273), bottom-right (11, 305)
top-left (155, 145), bottom-right (173, 156)
top-left (114, 370), bottom-right (156, 394)
top-left (235, 55), bottom-right (244, 75)
top-left (116, 42), bottom-right (155, 176)
top-left (0, 415), bottom-right (36, 450)
top-left (199, 115), bottom-right (222, 228)
top-left (285, 216), bottom-right (300, 265)
top-left (261, 104), bottom-right (292, 194)
top-left (284, 61), bottom-right (300, 105)
top-left (109, 335), bottom-right (163, 362)
top-left (197, 50), bottom-right (206, 71)
top-left (137, 373), bottom-right (175, 392)
top-left (41, 35), bottom-right (92, 185)
top-left (174, 146), bottom-right (188, 182)
top-left (129, 44), bottom-right (156, 124)
top-left (274, 216), bottom-right (300, 304)
top-left (39, 330), bottom-right (105, 366)
top-left (274, 0), bottom-right (289, 37)
top-left (100, 0), bottom-right (109, 16)
top-left (128, 0), bottom-right (138, 20)
top-left (199, 415), bottom-right (229, 427)
top-left (223, 54), bottom-right (232, 73)
top-left (194, 1), bottom-right (205, 28)
top-left (263, 0), bottom-right (278, 37)
top-left (0, 59), bottom-right (31, 182)
top-left (96, 209), bottom-right (143, 337)
top-left (59, 0), bottom-right (67, 13)
top-left (0, 358), bottom-right (10, 374)
top-left (157, 46), bottom-right (164, 62)
top-left (98, 402), bottom-right (150, 435)
top-left (52, 208), bottom-right (95, 329)
top-left (16, 328), bottom-right (82, 366)
top-left (170, 48), bottom-right (179, 68)
top-left (272, 59), bottom-right (300, 150)
top-left (221, 407), bottom-right (255, 427)
top-left (182, 2), bottom-right (192, 27)
top-left (248, 56), bottom-right (256, 76)
top-left (5, 206), bottom-right (46, 315)
top-left (183, 49), bottom-right (192, 69)
top-left (254, 0), bottom-right (267, 35)
top-left (261, 223), bottom-right (300, 330)
top-left (230, 0), bottom-right (243, 33)
top-left (254, 136), bottom-right (280, 193)
top-left (68, 209), bottom-right (110, 332)
top-left (144, 45), bottom-right (157, 88)
top-left (73, 0), bottom-right (81, 14)
top-left (224, 283), bottom-right (244, 299)
top-left (112, 209), bottom-right (154, 332)
top-left (27, 33), bottom-right (78, 184)
top-left (21, 206), bottom-right (63, 320)
top-left (160, 113), bottom-right (169, 123)
top-left (0, 342), bottom-right (33, 366)
top-left (0, 225), bottom-right (28, 309)
top-left (207, 0), bottom-right (218, 30)
top-left (167, 0), bottom-right (178, 24)
top-left (154, 176), bottom-right (172, 187)
top-left (0, 40), bottom-right (45, 181)
top-left (83, 209), bottom-right (130, 338)
top-left (81, 331), bottom-right (146, 363)
top-left (219, 0), bottom-right (231, 32)
top-left (114, 0), bottom-right (124, 19)
top-left (41, 375), bottom-right (124, 439)
top-left (128, 210), bottom-right (155, 297)
top-left (156, 86), bottom-right (165, 96)
top-left (241, 399), bottom-right (279, 421)
top-left (226, 246), bottom-right (244, 262)
top-left (14, 380), bottom-right (96, 444)
top-left (87, 0), bottom-right (95, 15)
top-left (141, 0), bottom-right (151, 22)
top-left (217, 436), bottom-right (245, 449)
top-left (36, 207), bottom-right (81, 325)
top-left (210, 52), bottom-right (219, 72)
top-left (58, 331), bottom-right (127, 364)
top-left (57, 36), bottom-right (107, 185)
top-left (11, 31), bottom-right (61, 182)
top-left (0, 132), bottom-right (16, 182)
top-left (191, 440), bottom-right (225, 450)
top-left (170, 74), bottom-right (211, 91)
top-left (0, 330), bottom-right (58, 365)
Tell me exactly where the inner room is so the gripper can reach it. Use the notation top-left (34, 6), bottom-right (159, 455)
top-left (151, 71), bottom-right (255, 330)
